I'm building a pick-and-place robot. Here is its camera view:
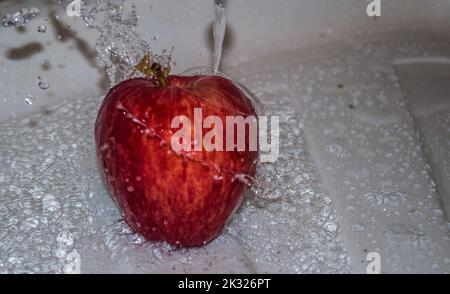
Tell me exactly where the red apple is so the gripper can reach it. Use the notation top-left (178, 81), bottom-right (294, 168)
top-left (95, 71), bottom-right (258, 247)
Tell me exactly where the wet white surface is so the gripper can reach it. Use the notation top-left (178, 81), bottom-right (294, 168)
top-left (1, 32), bottom-right (450, 273)
top-left (0, 72), bottom-right (348, 274)
top-left (232, 34), bottom-right (450, 273)
top-left (394, 60), bottom-right (450, 219)
top-left (2, 0), bottom-right (450, 274)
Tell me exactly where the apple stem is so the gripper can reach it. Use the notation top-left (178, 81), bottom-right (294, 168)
top-left (135, 54), bottom-right (170, 87)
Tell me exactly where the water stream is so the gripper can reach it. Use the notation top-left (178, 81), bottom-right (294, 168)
top-left (212, 0), bottom-right (226, 72)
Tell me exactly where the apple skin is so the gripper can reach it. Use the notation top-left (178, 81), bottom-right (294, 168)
top-left (95, 75), bottom-right (258, 247)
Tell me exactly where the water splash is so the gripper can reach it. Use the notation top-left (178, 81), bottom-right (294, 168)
top-left (0, 7), bottom-right (40, 28)
top-left (79, 0), bottom-right (172, 87)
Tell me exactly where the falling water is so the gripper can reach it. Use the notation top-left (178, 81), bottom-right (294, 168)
top-left (213, 0), bottom-right (226, 72)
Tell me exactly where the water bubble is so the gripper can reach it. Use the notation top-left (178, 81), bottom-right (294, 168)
top-left (324, 222), bottom-right (338, 232)
top-left (56, 231), bottom-right (74, 247)
top-left (55, 247), bottom-right (67, 259)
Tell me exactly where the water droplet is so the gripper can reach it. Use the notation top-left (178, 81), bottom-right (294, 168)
top-left (364, 190), bottom-right (407, 210)
top-left (25, 95), bottom-right (35, 105)
top-left (384, 223), bottom-right (416, 247)
top-left (213, 174), bottom-right (223, 181)
top-left (408, 209), bottom-right (426, 223)
top-left (38, 80), bottom-right (50, 90)
top-left (432, 208), bottom-right (444, 217)
top-left (152, 247), bottom-right (163, 261)
top-left (37, 25), bottom-right (47, 33)
top-left (432, 209), bottom-right (444, 223)
top-left (324, 222), bottom-right (337, 232)
top-left (57, 231), bottom-right (74, 247)
top-left (55, 247), bottom-right (67, 259)
top-left (326, 144), bottom-right (347, 158)
top-left (351, 223), bottom-right (365, 232)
